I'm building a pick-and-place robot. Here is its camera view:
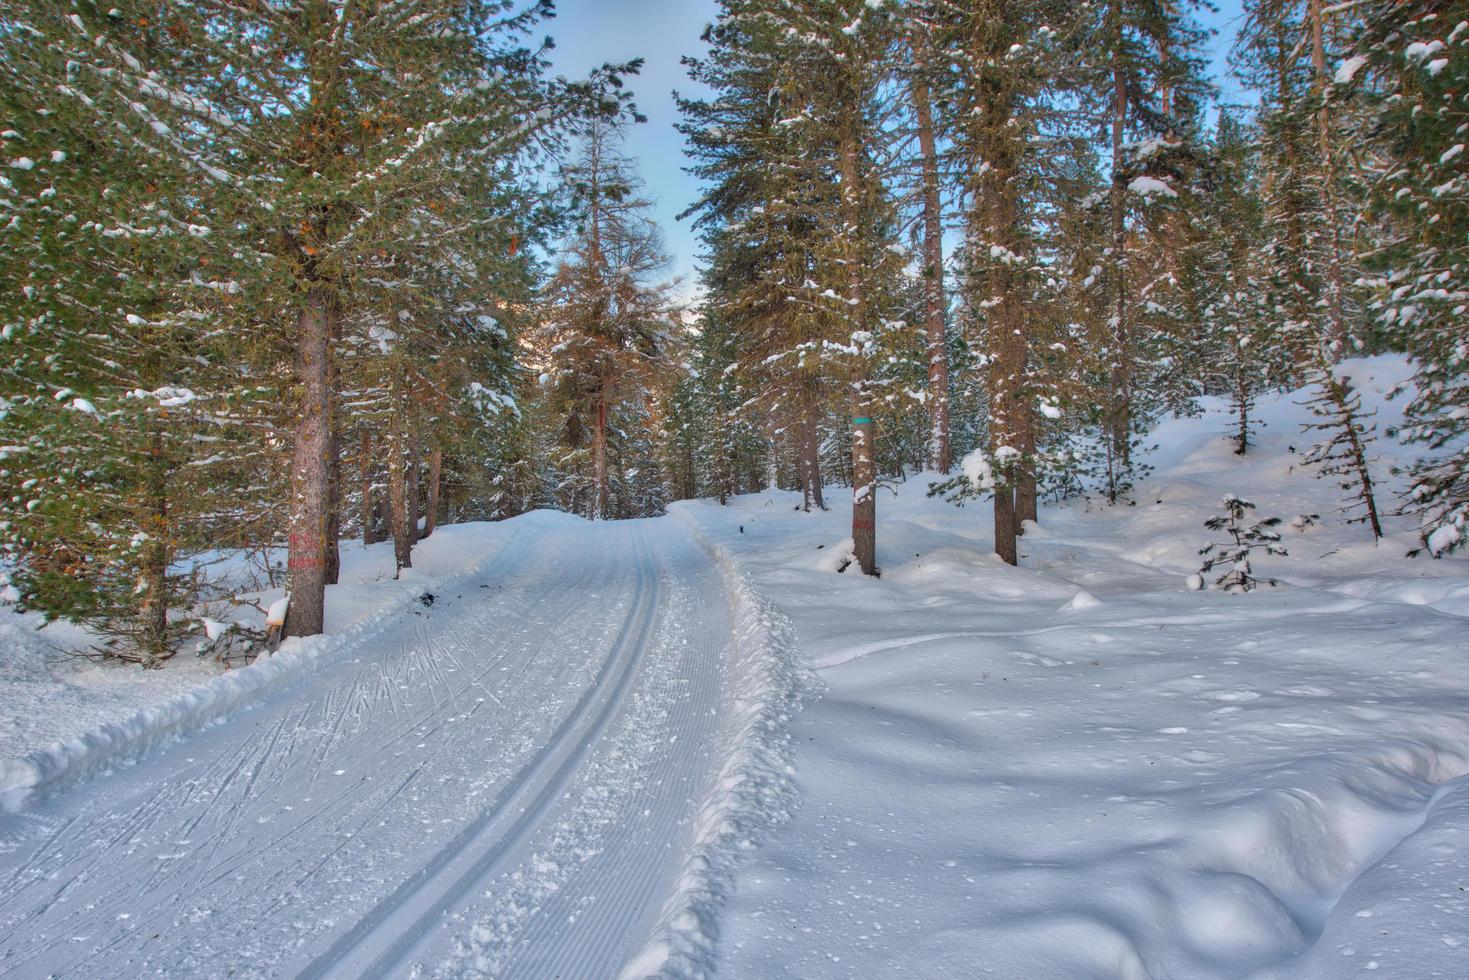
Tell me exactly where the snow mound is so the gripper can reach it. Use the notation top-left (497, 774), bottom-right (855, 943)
top-left (0, 520), bottom-right (531, 812)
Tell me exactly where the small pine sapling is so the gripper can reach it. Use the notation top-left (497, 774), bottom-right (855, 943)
top-left (1191, 495), bottom-right (1288, 593)
top-left (1300, 365), bottom-right (1384, 539)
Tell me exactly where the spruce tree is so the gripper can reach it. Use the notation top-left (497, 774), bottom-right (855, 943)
top-left (538, 121), bottom-right (671, 521)
top-left (1352, 0), bottom-right (1469, 555)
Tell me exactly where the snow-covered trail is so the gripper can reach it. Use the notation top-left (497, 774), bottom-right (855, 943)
top-left (0, 515), bottom-right (736, 979)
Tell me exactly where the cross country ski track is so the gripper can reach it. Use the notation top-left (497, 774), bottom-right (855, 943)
top-left (0, 514), bottom-right (758, 979)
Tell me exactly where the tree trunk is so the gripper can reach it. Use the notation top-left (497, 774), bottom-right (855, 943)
top-left (839, 125), bottom-right (877, 576)
top-left (388, 399), bottom-right (412, 575)
top-left (406, 454), bottom-right (420, 546)
top-left (360, 429), bottom-right (376, 546)
top-left (139, 425), bottom-right (170, 665)
top-left (994, 483), bottom-right (1019, 566)
top-left (284, 286), bottom-right (335, 638)
top-left (325, 425), bottom-right (341, 586)
top-left (424, 448), bottom-right (442, 538)
top-left (973, 88), bottom-right (1025, 565)
top-left (1108, 7), bottom-right (1132, 470)
top-left (910, 48), bottom-right (949, 474)
top-left (851, 414), bottom-right (877, 574)
top-left (1235, 374), bottom-right (1251, 455)
top-left (592, 395), bottom-right (608, 520)
top-left (1016, 405), bottom-right (1038, 528)
top-left (1308, 0), bottom-right (1347, 356)
top-left (1350, 431), bottom-right (1383, 540)
top-left (799, 383), bottom-right (825, 510)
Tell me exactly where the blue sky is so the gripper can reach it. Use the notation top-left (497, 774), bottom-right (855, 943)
top-left (546, 0), bottom-right (1250, 297)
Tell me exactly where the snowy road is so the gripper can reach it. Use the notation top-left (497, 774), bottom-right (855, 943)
top-left (0, 515), bottom-right (739, 978)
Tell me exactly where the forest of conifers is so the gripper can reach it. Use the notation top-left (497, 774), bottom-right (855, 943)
top-left (1, 0), bottom-right (1465, 662)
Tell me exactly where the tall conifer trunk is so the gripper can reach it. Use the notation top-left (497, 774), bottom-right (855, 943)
top-left (592, 395), bottom-right (608, 520)
top-left (424, 448), bottom-right (442, 538)
top-left (1108, 6), bottom-right (1132, 471)
top-left (1308, 0), bottom-right (1347, 356)
top-left (284, 286), bottom-right (335, 638)
top-left (406, 455), bottom-right (420, 545)
top-left (389, 442), bottom-right (412, 576)
top-left (140, 426), bottom-right (170, 664)
top-left (1017, 405), bottom-right (1038, 527)
top-left (841, 129), bottom-right (878, 576)
top-left (360, 430), bottom-right (376, 546)
top-left (799, 384), bottom-right (825, 511)
top-left (910, 39), bottom-right (949, 474)
top-left (325, 426), bottom-right (341, 586)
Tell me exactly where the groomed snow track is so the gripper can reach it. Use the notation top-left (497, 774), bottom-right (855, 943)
top-left (0, 514), bottom-right (799, 979)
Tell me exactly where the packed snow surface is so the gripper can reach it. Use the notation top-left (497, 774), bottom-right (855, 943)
top-left (0, 515), bottom-right (802, 978)
top-left (671, 355), bottom-right (1468, 979)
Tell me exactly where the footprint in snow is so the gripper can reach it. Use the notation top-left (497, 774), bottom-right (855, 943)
top-left (1281, 685), bottom-right (1336, 697)
top-left (1011, 651), bottom-right (1066, 668)
top-left (1198, 690), bottom-right (1261, 703)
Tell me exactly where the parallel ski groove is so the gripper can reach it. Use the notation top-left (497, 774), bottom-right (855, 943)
top-left (302, 525), bottom-right (661, 979)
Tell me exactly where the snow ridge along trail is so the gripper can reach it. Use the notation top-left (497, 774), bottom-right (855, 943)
top-left (0, 514), bottom-right (787, 979)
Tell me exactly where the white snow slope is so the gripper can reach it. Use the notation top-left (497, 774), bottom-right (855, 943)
top-left (0, 513), bottom-right (802, 979)
top-left (673, 356), bottom-right (1469, 979)
top-left (1, 354), bottom-right (1465, 980)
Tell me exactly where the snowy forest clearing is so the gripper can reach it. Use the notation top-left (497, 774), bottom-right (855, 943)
top-left (673, 358), bottom-right (1469, 978)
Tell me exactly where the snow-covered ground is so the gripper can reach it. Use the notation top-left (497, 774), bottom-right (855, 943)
top-left (671, 356), bottom-right (1469, 978)
top-left (1, 355), bottom-right (1465, 978)
top-left (0, 515), bottom-right (799, 978)
top-left (0, 518), bottom-right (530, 811)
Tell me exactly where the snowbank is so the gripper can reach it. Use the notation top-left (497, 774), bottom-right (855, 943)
top-left (0, 518), bottom-right (532, 812)
top-left (671, 355), bottom-right (1469, 979)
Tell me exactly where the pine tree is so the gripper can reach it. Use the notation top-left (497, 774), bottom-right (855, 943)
top-left (1352, 0), bottom-right (1469, 555)
top-left (538, 121), bottom-right (671, 521)
top-left (1300, 365), bottom-right (1384, 539)
top-left (0, 1), bottom-right (250, 663)
top-left (1193, 495), bottom-right (1289, 592)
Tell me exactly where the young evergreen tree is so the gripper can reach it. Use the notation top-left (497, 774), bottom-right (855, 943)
top-left (1300, 365), bottom-right (1384, 539)
top-left (539, 122), bottom-right (671, 521)
top-left (1193, 495), bottom-right (1289, 592)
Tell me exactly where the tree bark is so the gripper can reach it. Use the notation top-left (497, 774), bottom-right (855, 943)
top-left (360, 429), bottom-right (376, 546)
top-left (592, 394), bottom-right (608, 520)
top-left (1016, 404), bottom-right (1038, 528)
top-left (1308, 0), bottom-right (1347, 356)
top-left (909, 47), bottom-right (949, 475)
top-left (406, 454), bottom-right (420, 546)
top-left (139, 425), bottom-right (170, 664)
top-left (389, 447), bottom-right (411, 576)
top-left (325, 425), bottom-right (341, 586)
top-left (1108, 4), bottom-right (1132, 471)
top-left (284, 286), bottom-right (335, 638)
top-left (424, 448), bottom-right (442, 538)
top-left (388, 382), bottom-right (412, 575)
top-left (839, 123), bottom-right (878, 576)
top-left (799, 383), bottom-right (825, 511)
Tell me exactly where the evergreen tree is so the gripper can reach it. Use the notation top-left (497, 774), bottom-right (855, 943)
top-left (0, 1), bottom-right (250, 662)
top-left (1192, 495), bottom-right (1289, 592)
top-left (538, 121), bottom-right (671, 521)
top-left (1352, 0), bottom-right (1469, 555)
top-left (1300, 365), bottom-right (1384, 539)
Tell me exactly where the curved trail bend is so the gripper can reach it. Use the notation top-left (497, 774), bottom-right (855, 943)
top-left (0, 516), bottom-right (738, 979)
